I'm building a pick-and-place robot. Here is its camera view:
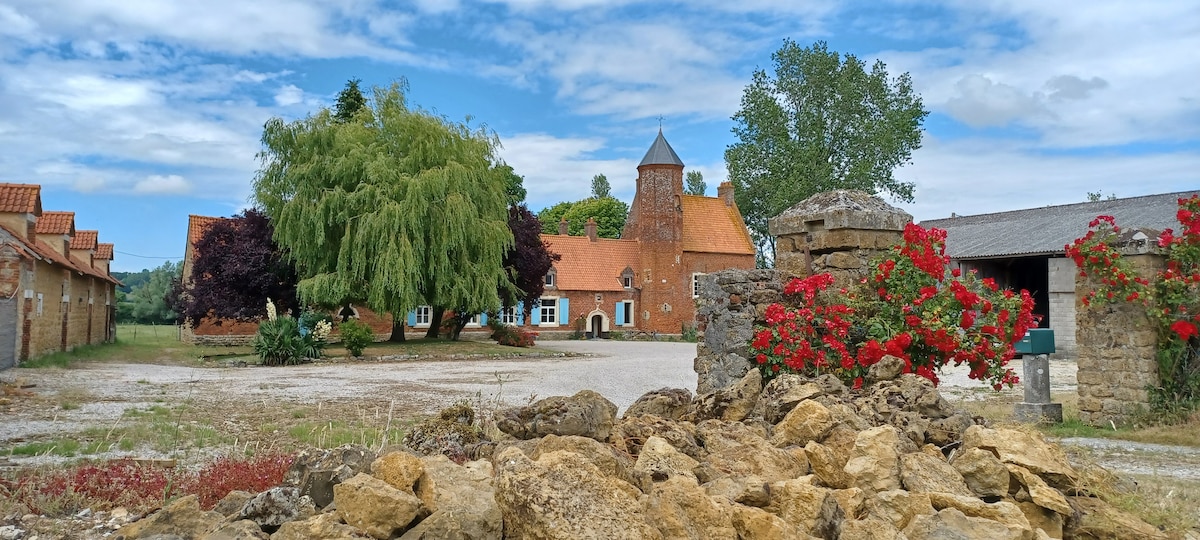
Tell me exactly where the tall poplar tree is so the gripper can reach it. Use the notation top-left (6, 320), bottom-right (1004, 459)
top-left (253, 81), bottom-right (514, 340)
top-left (726, 40), bottom-right (927, 266)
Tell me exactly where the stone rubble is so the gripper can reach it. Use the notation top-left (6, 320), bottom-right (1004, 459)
top-left (6, 363), bottom-right (1171, 540)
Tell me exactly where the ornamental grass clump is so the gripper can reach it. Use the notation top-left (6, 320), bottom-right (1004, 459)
top-left (753, 223), bottom-right (1036, 390)
top-left (1068, 195), bottom-right (1200, 414)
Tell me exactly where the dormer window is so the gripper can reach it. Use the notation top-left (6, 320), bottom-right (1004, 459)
top-left (620, 267), bottom-right (635, 289)
top-left (544, 267), bottom-right (557, 288)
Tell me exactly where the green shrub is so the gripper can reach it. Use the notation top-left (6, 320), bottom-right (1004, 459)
top-left (252, 316), bottom-right (306, 366)
top-left (487, 320), bottom-right (536, 347)
top-left (681, 323), bottom-right (699, 343)
top-left (338, 319), bottom-right (374, 357)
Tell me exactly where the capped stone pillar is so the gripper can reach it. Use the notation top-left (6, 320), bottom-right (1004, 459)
top-left (768, 190), bottom-right (912, 289)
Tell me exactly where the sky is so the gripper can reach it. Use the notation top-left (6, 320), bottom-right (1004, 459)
top-left (1, 1), bottom-right (1197, 272)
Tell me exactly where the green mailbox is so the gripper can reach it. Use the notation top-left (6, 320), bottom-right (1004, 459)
top-left (1015, 328), bottom-right (1055, 355)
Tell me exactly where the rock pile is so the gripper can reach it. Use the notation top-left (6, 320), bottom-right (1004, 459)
top-left (109, 362), bottom-right (1165, 539)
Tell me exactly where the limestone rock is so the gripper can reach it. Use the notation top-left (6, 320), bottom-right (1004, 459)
top-left (766, 478), bottom-right (844, 540)
top-left (770, 399), bottom-right (836, 447)
top-left (609, 414), bottom-right (703, 459)
top-left (283, 445), bottom-right (376, 509)
top-left (691, 368), bottom-right (762, 422)
top-left (1064, 496), bottom-right (1167, 540)
top-left (1017, 501), bottom-right (1064, 539)
top-left (951, 446), bottom-right (1011, 499)
top-left (202, 520), bottom-right (267, 540)
top-left (643, 477), bottom-right (738, 539)
top-left (805, 441), bottom-right (852, 489)
top-left (840, 517), bottom-right (906, 540)
top-left (405, 455), bottom-right (501, 540)
top-left (532, 434), bottom-right (635, 487)
top-left (633, 435), bottom-right (700, 492)
top-left (701, 475), bottom-right (770, 507)
top-left (899, 452), bottom-right (972, 497)
top-left (863, 489), bottom-right (935, 530)
top-left (926, 492), bottom-right (1031, 532)
top-left (372, 451), bottom-right (425, 493)
top-left (493, 447), bottom-right (662, 539)
top-left (333, 473), bottom-right (425, 540)
top-left (890, 411), bottom-right (931, 446)
top-left (730, 504), bottom-right (815, 540)
top-left (403, 408), bottom-right (484, 463)
top-left (212, 491), bottom-right (255, 518)
top-left (495, 390), bottom-right (618, 442)
top-left (1007, 464), bottom-right (1071, 516)
top-left (694, 420), bottom-right (807, 484)
top-left (624, 388), bottom-right (693, 420)
top-left (270, 513), bottom-right (361, 540)
top-left (755, 374), bottom-right (828, 423)
top-left (115, 495), bottom-right (222, 540)
top-left (961, 425), bottom-right (1078, 489)
top-left (928, 412), bottom-right (976, 448)
top-left (866, 355), bottom-right (905, 383)
top-left (831, 487), bottom-right (867, 519)
top-left (903, 508), bottom-right (1027, 540)
top-left (844, 426), bottom-right (903, 494)
top-left (238, 487), bottom-right (315, 531)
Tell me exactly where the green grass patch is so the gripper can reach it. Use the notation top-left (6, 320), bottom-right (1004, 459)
top-left (285, 420), bottom-right (410, 449)
top-left (20, 324), bottom-right (255, 369)
top-left (4, 439), bottom-right (111, 458)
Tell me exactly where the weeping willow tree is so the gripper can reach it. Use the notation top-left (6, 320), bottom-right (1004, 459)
top-left (252, 81), bottom-right (514, 340)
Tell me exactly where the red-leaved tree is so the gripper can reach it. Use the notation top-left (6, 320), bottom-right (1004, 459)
top-left (502, 204), bottom-right (560, 318)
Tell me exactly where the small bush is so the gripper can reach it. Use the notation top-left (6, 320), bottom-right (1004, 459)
top-left (338, 319), bottom-right (374, 357)
top-left (252, 316), bottom-right (306, 366)
top-left (488, 320), bottom-right (537, 347)
top-left (681, 323), bottom-right (699, 343)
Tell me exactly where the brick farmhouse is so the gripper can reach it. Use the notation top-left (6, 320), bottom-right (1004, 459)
top-left (0, 183), bottom-right (119, 368)
top-left (182, 131), bottom-right (756, 341)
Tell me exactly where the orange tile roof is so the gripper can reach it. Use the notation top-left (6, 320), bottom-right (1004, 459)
top-left (681, 195), bottom-right (755, 255)
top-left (95, 243), bottom-right (114, 260)
top-left (0, 183), bottom-right (41, 214)
top-left (187, 215), bottom-right (223, 252)
top-left (0, 223), bottom-right (118, 284)
top-left (70, 230), bottom-right (99, 250)
top-left (540, 234), bottom-right (641, 292)
top-left (35, 211), bottom-right (75, 235)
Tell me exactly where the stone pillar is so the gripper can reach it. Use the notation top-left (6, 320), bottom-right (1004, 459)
top-left (767, 190), bottom-right (911, 289)
top-left (1075, 248), bottom-right (1164, 427)
top-left (693, 269), bottom-right (782, 394)
top-left (1014, 354), bottom-right (1062, 423)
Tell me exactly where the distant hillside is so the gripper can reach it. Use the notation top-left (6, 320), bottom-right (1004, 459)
top-left (111, 269), bottom-right (152, 294)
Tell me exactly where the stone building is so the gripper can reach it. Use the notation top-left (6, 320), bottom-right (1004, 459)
top-left (0, 183), bottom-right (119, 368)
top-left (920, 191), bottom-right (1197, 357)
top-left (520, 130), bottom-right (757, 337)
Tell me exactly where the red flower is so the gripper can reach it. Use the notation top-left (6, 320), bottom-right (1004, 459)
top-left (1158, 228), bottom-right (1175, 248)
top-left (1171, 320), bottom-right (1199, 341)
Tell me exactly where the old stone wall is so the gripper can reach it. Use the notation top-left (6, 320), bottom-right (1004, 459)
top-left (1075, 252), bottom-right (1163, 426)
top-left (693, 268), bottom-right (782, 394)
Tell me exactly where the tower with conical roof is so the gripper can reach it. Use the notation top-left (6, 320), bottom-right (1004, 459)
top-left (624, 129), bottom-right (688, 332)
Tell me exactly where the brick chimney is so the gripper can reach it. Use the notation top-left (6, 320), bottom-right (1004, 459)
top-left (717, 181), bottom-right (735, 207)
top-left (585, 218), bottom-right (598, 242)
top-left (558, 218), bottom-right (569, 236)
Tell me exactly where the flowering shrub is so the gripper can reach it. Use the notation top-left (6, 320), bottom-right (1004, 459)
top-left (752, 223), bottom-right (1035, 390)
top-left (1068, 195), bottom-right (1200, 412)
top-left (253, 300), bottom-right (332, 365)
top-left (488, 319), bottom-right (537, 347)
top-left (338, 319), bottom-right (375, 357)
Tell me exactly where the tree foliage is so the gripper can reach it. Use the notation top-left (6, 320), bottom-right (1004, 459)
top-left (253, 81), bottom-right (515, 339)
top-left (536, 201), bottom-right (575, 233)
top-left (726, 39), bottom-right (928, 266)
top-left (685, 170), bottom-right (706, 196)
top-left (591, 174), bottom-right (611, 199)
top-left (171, 209), bottom-right (299, 326)
top-left (496, 163), bottom-right (527, 205)
top-left (537, 197), bottom-right (628, 239)
top-left (501, 205), bottom-right (560, 316)
top-left (117, 261), bottom-right (181, 325)
top-left (334, 79), bottom-right (367, 123)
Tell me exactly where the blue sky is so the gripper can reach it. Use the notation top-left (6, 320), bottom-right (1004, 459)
top-left (1, 1), bottom-right (1197, 272)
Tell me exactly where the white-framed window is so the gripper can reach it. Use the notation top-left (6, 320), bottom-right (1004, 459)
top-left (501, 307), bottom-right (518, 325)
top-left (621, 301), bottom-right (633, 326)
top-left (415, 305), bottom-right (432, 326)
top-left (622, 275), bottom-right (633, 288)
top-left (692, 273), bottom-right (706, 298)
top-left (467, 314), bottom-right (481, 327)
top-left (36, 293), bottom-right (43, 316)
top-left (539, 298), bottom-right (557, 325)
top-left (544, 269), bottom-right (556, 288)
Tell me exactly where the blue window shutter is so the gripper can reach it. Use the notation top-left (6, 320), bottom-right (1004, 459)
top-left (406, 311), bottom-right (417, 327)
top-left (517, 302), bottom-right (525, 325)
top-left (480, 313), bottom-right (488, 325)
top-left (615, 301), bottom-right (625, 326)
top-left (558, 298), bottom-right (569, 325)
top-left (532, 303), bottom-right (540, 326)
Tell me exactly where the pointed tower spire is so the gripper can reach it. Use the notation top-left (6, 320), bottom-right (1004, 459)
top-left (639, 129), bottom-right (684, 168)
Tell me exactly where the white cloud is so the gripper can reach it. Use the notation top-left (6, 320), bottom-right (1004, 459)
top-left (943, 74), bottom-right (1049, 128)
top-left (134, 174), bottom-right (191, 195)
top-left (73, 177), bottom-right (106, 193)
top-left (1044, 75), bottom-right (1107, 102)
top-left (274, 84), bottom-right (305, 106)
top-left (498, 133), bottom-right (638, 208)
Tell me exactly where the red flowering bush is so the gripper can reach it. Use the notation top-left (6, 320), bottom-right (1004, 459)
top-left (753, 223), bottom-right (1035, 390)
top-left (1069, 195), bottom-right (1200, 411)
top-left (488, 320), bottom-right (537, 347)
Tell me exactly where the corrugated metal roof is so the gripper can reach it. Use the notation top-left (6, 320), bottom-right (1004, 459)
top-left (540, 234), bottom-right (640, 292)
top-left (920, 191), bottom-right (1199, 259)
top-left (638, 130), bottom-right (684, 167)
top-left (681, 195), bottom-right (755, 255)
